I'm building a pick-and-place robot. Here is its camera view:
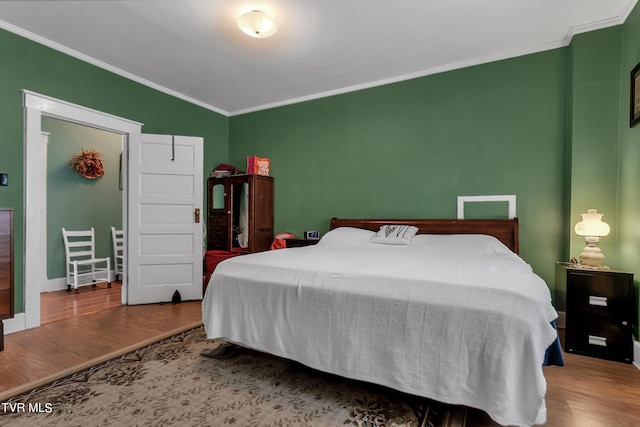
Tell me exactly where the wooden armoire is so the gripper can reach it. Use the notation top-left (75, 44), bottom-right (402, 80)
top-left (207, 175), bottom-right (274, 253)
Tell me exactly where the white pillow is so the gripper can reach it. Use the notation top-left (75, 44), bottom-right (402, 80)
top-left (370, 225), bottom-right (419, 245)
top-left (411, 234), bottom-right (513, 255)
top-left (317, 227), bottom-right (375, 247)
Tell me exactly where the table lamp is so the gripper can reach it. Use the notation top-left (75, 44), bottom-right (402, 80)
top-left (574, 209), bottom-right (610, 267)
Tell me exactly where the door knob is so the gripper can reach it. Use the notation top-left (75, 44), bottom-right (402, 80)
top-left (195, 208), bottom-right (200, 223)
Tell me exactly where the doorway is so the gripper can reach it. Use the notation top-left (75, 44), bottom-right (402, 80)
top-left (18, 90), bottom-right (204, 334)
top-left (40, 117), bottom-right (124, 324)
top-left (21, 90), bottom-right (143, 331)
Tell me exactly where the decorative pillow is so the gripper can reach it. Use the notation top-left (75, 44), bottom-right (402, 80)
top-left (370, 225), bottom-right (419, 245)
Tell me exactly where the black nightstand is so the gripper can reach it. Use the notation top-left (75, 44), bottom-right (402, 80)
top-left (558, 263), bottom-right (635, 363)
top-left (283, 238), bottom-right (320, 248)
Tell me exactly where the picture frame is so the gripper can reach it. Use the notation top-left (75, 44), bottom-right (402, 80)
top-left (630, 62), bottom-right (640, 127)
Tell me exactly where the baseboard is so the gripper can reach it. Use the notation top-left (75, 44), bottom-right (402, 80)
top-left (41, 277), bottom-right (67, 293)
top-left (41, 272), bottom-right (117, 293)
top-left (3, 312), bottom-right (26, 335)
top-left (556, 311), bottom-right (565, 329)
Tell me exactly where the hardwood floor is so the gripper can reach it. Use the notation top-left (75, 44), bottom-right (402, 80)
top-left (1, 293), bottom-right (640, 426)
top-left (0, 297), bottom-right (202, 397)
top-left (41, 281), bottom-right (125, 325)
top-left (543, 353), bottom-right (640, 427)
top-left (466, 352), bottom-right (640, 426)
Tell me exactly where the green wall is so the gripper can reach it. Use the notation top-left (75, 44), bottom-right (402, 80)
top-left (618, 4), bottom-right (640, 334)
top-left (552, 27), bottom-right (625, 311)
top-left (229, 50), bottom-right (568, 294)
top-left (567, 27), bottom-right (623, 264)
top-left (43, 117), bottom-right (122, 280)
top-left (0, 28), bottom-right (228, 313)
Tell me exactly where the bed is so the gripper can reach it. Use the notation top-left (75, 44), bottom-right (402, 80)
top-left (202, 218), bottom-right (561, 427)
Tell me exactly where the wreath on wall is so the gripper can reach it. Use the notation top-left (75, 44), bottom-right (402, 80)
top-left (69, 148), bottom-right (105, 179)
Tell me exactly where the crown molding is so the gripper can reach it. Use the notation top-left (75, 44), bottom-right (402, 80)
top-left (2, 0), bottom-right (637, 118)
top-left (0, 20), bottom-right (230, 117)
top-left (229, 1), bottom-right (638, 116)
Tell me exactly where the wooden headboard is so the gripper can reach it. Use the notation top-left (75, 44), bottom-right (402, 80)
top-left (329, 217), bottom-right (519, 254)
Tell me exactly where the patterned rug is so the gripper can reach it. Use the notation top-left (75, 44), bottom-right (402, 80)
top-left (0, 326), bottom-right (467, 426)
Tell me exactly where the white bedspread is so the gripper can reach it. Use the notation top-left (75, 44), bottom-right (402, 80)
top-left (202, 228), bottom-right (559, 427)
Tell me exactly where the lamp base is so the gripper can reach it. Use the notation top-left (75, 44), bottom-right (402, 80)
top-left (580, 245), bottom-right (605, 266)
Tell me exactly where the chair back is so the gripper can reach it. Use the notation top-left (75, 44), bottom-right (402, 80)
top-left (111, 227), bottom-right (124, 253)
top-left (111, 226), bottom-right (124, 275)
top-left (62, 227), bottom-right (97, 263)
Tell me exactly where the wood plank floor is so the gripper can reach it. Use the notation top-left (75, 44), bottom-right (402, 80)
top-left (40, 281), bottom-right (124, 325)
top-left (2, 293), bottom-right (640, 426)
top-left (0, 297), bottom-right (202, 396)
top-left (466, 352), bottom-right (640, 426)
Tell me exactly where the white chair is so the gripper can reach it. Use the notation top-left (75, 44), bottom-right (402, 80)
top-left (62, 227), bottom-right (111, 293)
top-left (111, 226), bottom-right (124, 281)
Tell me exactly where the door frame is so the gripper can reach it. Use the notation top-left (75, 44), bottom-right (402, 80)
top-left (17, 90), bottom-right (143, 332)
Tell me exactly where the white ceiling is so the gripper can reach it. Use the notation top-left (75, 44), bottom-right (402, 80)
top-left (0, 0), bottom-right (636, 116)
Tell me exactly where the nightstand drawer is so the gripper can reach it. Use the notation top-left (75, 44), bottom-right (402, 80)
top-left (565, 315), bottom-right (632, 363)
top-left (567, 270), bottom-right (633, 312)
top-left (566, 270), bottom-right (633, 318)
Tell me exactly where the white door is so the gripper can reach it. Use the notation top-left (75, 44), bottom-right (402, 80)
top-left (127, 133), bottom-right (203, 304)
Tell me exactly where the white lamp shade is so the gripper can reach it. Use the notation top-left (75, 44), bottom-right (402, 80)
top-left (574, 209), bottom-right (610, 237)
top-left (237, 10), bottom-right (277, 38)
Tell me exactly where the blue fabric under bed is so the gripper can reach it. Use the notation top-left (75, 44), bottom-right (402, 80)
top-left (543, 321), bottom-right (564, 366)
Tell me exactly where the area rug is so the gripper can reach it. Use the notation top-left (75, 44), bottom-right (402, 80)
top-left (0, 326), bottom-right (467, 427)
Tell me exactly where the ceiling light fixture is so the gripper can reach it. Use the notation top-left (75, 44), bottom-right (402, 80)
top-left (237, 10), bottom-right (277, 38)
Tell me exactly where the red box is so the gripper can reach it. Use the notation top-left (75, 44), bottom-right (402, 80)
top-left (247, 156), bottom-right (270, 176)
